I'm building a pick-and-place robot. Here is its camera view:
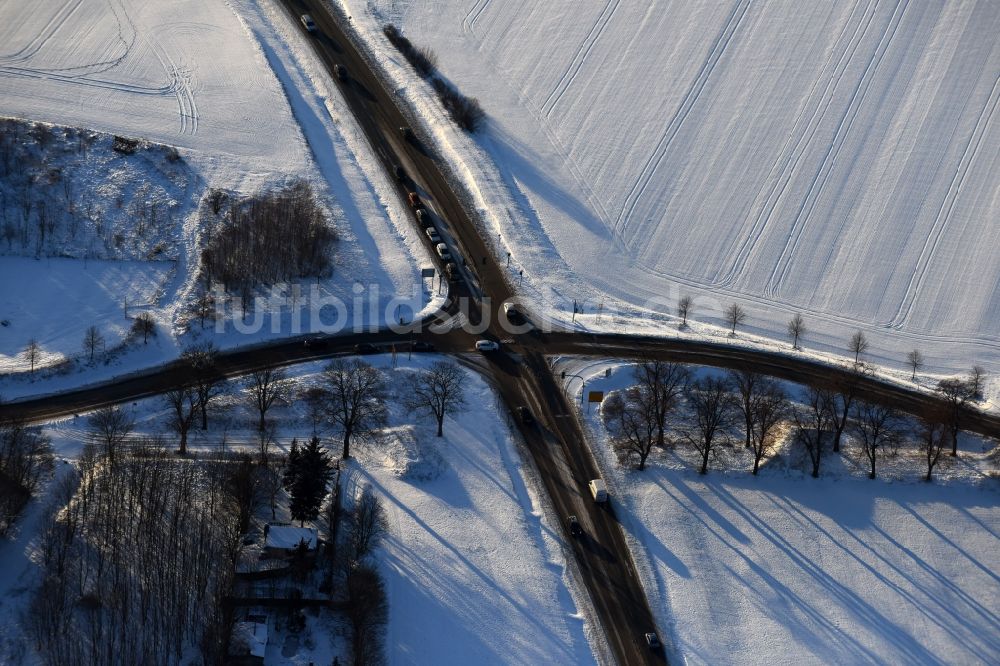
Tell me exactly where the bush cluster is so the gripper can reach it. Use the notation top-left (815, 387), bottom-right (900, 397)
top-left (200, 181), bottom-right (337, 303)
top-left (383, 24), bottom-right (485, 132)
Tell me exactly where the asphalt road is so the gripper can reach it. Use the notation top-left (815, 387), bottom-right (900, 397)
top-left (5, 4), bottom-right (1000, 666)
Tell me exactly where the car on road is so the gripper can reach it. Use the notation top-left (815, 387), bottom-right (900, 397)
top-left (301, 14), bottom-right (316, 32)
top-left (444, 262), bottom-right (458, 281)
top-left (412, 341), bottom-right (436, 352)
top-left (407, 191), bottom-right (422, 208)
top-left (354, 343), bottom-right (379, 354)
top-left (475, 340), bottom-right (499, 352)
top-left (393, 164), bottom-right (406, 181)
top-left (415, 208), bottom-right (429, 224)
top-left (400, 126), bottom-right (414, 141)
top-left (645, 632), bottom-right (661, 650)
top-left (503, 302), bottom-right (531, 327)
top-left (567, 515), bottom-right (582, 538)
top-left (435, 243), bottom-right (451, 261)
top-left (517, 406), bottom-right (534, 425)
top-left (334, 64), bottom-right (347, 80)
top-left (425, 227), bottom-right (441, 243)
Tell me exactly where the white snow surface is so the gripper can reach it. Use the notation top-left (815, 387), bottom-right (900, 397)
top-left (344, 0), bottom-right (1000, 377)
top-left (0, 0), bottom-right (440, 395)
top-left (561, 357), bottom-right (1000, 665)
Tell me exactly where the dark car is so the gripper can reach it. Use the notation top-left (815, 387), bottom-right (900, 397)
top-left (334, 64), bottom-right (347, 80)
top-left (393, 164), bottom-right (406, 181)
top-left (412, 341), bottom-right (436, 352)
top-left (400, 126), bottom-right (414, 141)
top-left (517, 406), bottom-right (534, 425)
top-left (567, 515), bottom-right (582, 538)
top-left (354, 343), bottom-right (379, 354)
top-left (645, 633), bottom-right (661, 650)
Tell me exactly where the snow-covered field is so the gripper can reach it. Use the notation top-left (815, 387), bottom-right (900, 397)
top-left (0, 0), bottom-right (435, 393)
top-left (343, 0), bottom-right (1000, 379)
top-left (561, 357), bottom-right (1000, 665)
top-left (0, 257), bottom-right (172, 372)
top-left (26, 355), bottom-right (600, 664)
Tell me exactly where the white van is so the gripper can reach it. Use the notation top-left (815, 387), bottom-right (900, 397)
top-left (588, 479), bottom-right (608, 503)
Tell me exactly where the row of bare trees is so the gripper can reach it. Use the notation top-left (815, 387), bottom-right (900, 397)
top-left (0, 410), bottom-right (54, 534)
top-left (27, 441), bottom-right (242, 665)
top-left (604, 360), bottom-right (985, 481)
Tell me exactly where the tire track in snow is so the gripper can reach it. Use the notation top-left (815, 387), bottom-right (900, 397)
top-left (539, 0), bottom-right (622, 119)
top-left (0, 0), bottom-right (85, 64)
top-left (147, 35), bottom-right (199, 136)
top-left (715, 0), bottom-right (878, 288)
top-left (763, 0), bottom-right (910, 298)
top-left (888, 72), bottom-right (1000, 329)
top-left (614, 0), bottom-right (751, 237)
top-left (461, 0), bottom-right (493, 37)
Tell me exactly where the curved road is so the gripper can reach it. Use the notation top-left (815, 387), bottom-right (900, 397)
top-left (4, 4), bottom-right (1000, 666)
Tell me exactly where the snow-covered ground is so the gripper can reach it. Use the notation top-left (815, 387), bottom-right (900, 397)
top-left (32, 355), bottom-right (600, 664)
top-left (0, 0), bottom-right (438, 395)
top-left (341, 0), bottom-right (1000, 380)
top-left (558, 357), bottom-right (1000, 665)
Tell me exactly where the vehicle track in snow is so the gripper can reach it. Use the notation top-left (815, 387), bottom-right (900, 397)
top-left (539, 0), bottom-right (622, 119)
top-left (888, 72), bottom-right (1000, 329)
top-left (763, 0), bottom-right (911, 299)
top-left (714, 0), bottom-right (878, 288)
top-left (614, 0), bottom-right (751, 238)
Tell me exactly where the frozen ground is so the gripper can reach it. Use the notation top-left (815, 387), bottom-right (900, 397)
top-left (0, 0), bottom-right (436, 394)
top-left (33, 355), bottom-right (600, 664)
top-left (342, 0), bottom-right (1000, 379)
top-left (557, 357), bottom-right (1000, 665)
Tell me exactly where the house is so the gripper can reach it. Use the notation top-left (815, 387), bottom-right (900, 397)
top-left (263, 523), bottom-right (318, 559)
top-left (228, 614), bottom-right (267, 665)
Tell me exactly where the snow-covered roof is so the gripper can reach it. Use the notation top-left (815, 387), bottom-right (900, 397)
top-left (265, 525), bottom-right (317, 550)
top-left (231, 620), bottom-right (267, 658)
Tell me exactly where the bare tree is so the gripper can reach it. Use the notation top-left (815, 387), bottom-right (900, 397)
top-left (351, 486), bottom-right (388, 561)
top-left (246, 367), bottom-right (288, 432)
top-left (730, 368), bottom-right (763, 448)
top-left (634, 360), bottom-right (689, 449)
top-left (969, 365), bottom-right (985, 401)
top-left (324, 359), bottom-right (388, 459)
top-left (131, 312), bottom-right (156, 344)
top-left (82, 326), bottom-right (104, 363)
top-left (602, 388), bottom-right (658, 470)
top-left (300, 385), bottom-right (328, 437)
top-left (183, 344), bottom-right (226, 430)
top-left (906, 349), bottom-right (923, 381)
top-left (404, 361), bottom-right (466, 437)
top-left (23, 338), bottom-right (41, 373)
top-left (917, 412), bottom-right (948, 481)
top-left (725, 303), bottom-right (747, 337)
top-left (86, 405), bottom-right (134, 465)
top-left (787, 313), bottom-right (805, 350)
top-left (852, 401), bottom-right (902, 479)
top-left (224, 453), bottom-right (261, 534)
top-left (794, 386), bottom-right (833, 478)
top-left (345, 563), bottom-right (388, 666)
top-left (748, 380), bottom-right (789, 475)
top-left (936, 377), bottom-right (975, 456)
top-left (682, 376), bottom-right (734, 474)
top-left (826, 364), bottom-right (872, 453)
top-left (677, 296), bottom-right (692, 328)
top-left (163, 384), bottom-right (199, 454)
top-left (849, 330), bottom-right (869, 365)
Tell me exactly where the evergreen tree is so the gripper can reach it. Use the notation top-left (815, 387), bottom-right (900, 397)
top-left (288, 437), bottom-right (333, 525)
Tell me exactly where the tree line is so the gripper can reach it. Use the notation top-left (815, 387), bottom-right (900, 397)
top-left (603, 359), bottom-right (987, 482)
